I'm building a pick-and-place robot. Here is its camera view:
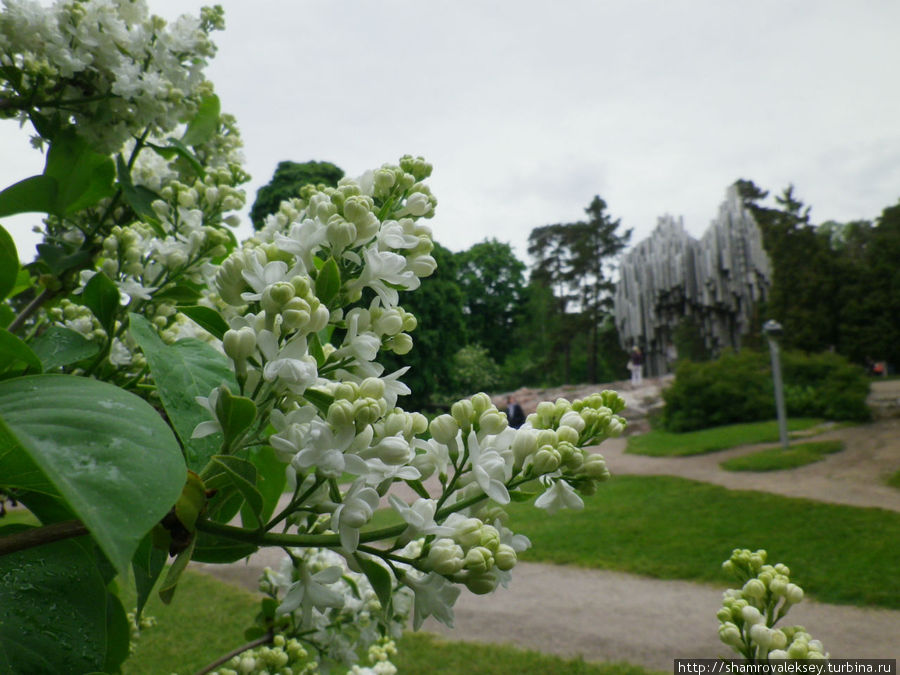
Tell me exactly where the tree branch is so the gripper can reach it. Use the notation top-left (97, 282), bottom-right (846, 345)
top-left (192, 632), bottom-right (273, 675)
top-left (0, 519), bottom-right (88, 556)
top-left (8, 288), bottom-right (59, 334)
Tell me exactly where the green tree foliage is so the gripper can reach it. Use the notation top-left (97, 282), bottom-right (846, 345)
top-left (249, 160), bottom-right (344, 229)
top-left (831, 207), bottom-right (900, 368)
top-left (455, 239), bottom-right (526, 364)
top-left (735, 181), bottom-right (839, 352)
top-left (380, 242), bottom-right (466, 409)
top-left (451, 344), bottom-right (501, 395)
top-left (527, 196), bottom-right (631, 383)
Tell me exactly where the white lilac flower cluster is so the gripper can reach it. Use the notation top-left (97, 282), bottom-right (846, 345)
top-left (245, 548), bottom-right (408, 675)
top-left (717, 548), bottom-right (828, 661)
top-left (0, 0), bottom-right (224, 152)
top-left (190, 157), bottom-right (625, 639)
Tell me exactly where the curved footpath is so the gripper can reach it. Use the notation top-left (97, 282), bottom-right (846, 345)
top-left (196, 382), bottom-right (900, 671)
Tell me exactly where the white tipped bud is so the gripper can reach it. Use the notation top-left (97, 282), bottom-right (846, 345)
top-left (430, 414), bottom-right (459, 445)
top-left (494, 543), bottom-right (517, 571)
top-left (223, 326), bottom-right (257, 362)
top-left (470, 393), bottom-right (492, 416)
top-left (463, 546), bottom-right (493, 574)
top-left (426, 538), bottom-right (464, 575)
top-left (478, 409), bottom-right (508, 435)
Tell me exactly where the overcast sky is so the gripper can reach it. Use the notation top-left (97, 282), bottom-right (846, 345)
top-left (4, 0), bottom-right (900, 264)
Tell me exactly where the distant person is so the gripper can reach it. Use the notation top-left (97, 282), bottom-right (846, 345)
top-left (629, 346), bottom-right (644, 387)
top-left (506, 396), bottom-right (526, 429)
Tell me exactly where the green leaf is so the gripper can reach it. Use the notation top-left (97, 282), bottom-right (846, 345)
top-left (0, 174), bottom-right (57, 218)
top-left (405, 479), bottom-right (431, 500)
top-left (355, 555), bottom-right (392, 611)
top-left (308, 331), bottom-right (326, 367)
top-left (180, 305), bottom-right (230, 340)
top-left (154, 280), bottom-right (203, 304)
top-left (208, 455), bottom-right (263, 529)
top-left (214, 385), bottom-right (257, 448)
top-left (163, 137), bottom-right (204, 176)
top-left (82, 271), bottom-right (121, 334)
top-left (0, 328), bottom-right (42, 376)
top-left (181, 94), bottom-right (221, 147)
top-left (0, 374), bottom-right (186, 575)
top-left (29, 325), bottom-right (100, 370)
top-left (249, 445), bottom-right (287, 525)
top-left (191, 532), bottom-right (257, 564)
top-left (9, 268), bottom-right (33, 299)
top-left (103, 591), bottom-right (131, 673)
top-left (304, 387), bottom-right (335, 415)
top-left (129, 313), bottom-right (238, 471)
top-left (158, 536), bottom-right (195, 604)
top-left (315, 256), bottom-right (341, 306)
top-left (0, 527), bottom-right (109, 674)
top-left (35, 243), bottom-right (92, 276)
top-left (132, 530), bottom-right (167, 621)
top-left (44, 130), bottom-right (116, 215)
top-left (116, 154), bottom-right (165, 237)
top-left (0, 226), bottom-right (18, 301)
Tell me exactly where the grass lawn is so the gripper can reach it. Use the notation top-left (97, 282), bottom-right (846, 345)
top-left (626, 418), bottom-right (826, 456)
top-left (505, 474), bottom-right (900, 609)
top-left (720, 440), bottom-right (843, 472)
top-left (120, 571), bottom-right (661, 675)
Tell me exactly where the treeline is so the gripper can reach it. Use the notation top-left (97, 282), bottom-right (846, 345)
top-left (252, 162), bottom-right (900, 407)
top-left (735, 180), bottom-right (900, 371)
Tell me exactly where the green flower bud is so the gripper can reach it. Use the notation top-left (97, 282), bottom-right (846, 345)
top-left (478, 409), bottom-right (508, 435)
top-left (335, 382), bottom-right (359, 401)
top-left (536, 429), bottom-right (558, 448)
top-left (532, 446), bottom-right (561, 474)
top-left (741, 605), bottom-right (764, 625)
top-left (494, 543), bottom-right (517, 571)
top-left (785, 583), bottom-right (804, 604)
top-left (717, 607), bottom-right (733, 623)
top-left (718, 622), bottom-right (743, 647)
top-left (426, 538), bottom-right (464, 575)
top-left (464, 572), bottom-right (498, 595)
top-left (464, 546), bottom-right (493, 574)
top-left (479, 525), bottom-right (500, 552)
top-left (512, 430), bottom-right (538, 466)
top-left (343, 195), bottom-right (375, 225)
top-left (223, 326), bottom-right (257, 362)
top-left (327, 399), bottom-right (356, 428)
top-left (556, 425), bottom-right (579, 445)
top-left (743, 579), bottom-right (767, 600)
top-left (359, 377), bottom-right (385, 400)
top-left (581, 454), bottom-right (610, 480)
top-left (452, 517), bottom-right (483, 549)
top-left (430, 414), bottom-right (459, 445)
top-left (402, 313), bottom-right (418, 332)
top-left (326, 216), bottom-right (357, 250)
top-left (471, 393), bottom-right (492, 416)
top-left (787, 640), bottom-right (809, 659)
top-left (451, 400), bottom-right (475, 430)
top-left (281, 299), bottom-right (312, 331)
top-left (410, 412), bottom-right (428, 435)
top-left (749, 624), bottom-right (773, 649)
top-left (354, 397), bottom-right (383, 427)
top-left (770, 629), bottom-right (787, 650)
top-left (535, 401), bottom-right (556, 424)
top-left (388, 332), bottom-right (413, 355)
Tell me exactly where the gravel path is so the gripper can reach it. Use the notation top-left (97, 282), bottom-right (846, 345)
top-left (195, 379), bottom-right (900, 670)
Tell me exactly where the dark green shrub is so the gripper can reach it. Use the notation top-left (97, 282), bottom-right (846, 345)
top-left (661, 349), bottom-right (870, 431)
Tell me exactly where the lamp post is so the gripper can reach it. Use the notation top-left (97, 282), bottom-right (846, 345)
top-left (763, 320), bottom-right (789, 450)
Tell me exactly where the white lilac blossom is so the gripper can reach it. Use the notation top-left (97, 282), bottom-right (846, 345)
top-left (717, 549), bottom-right (828, 662)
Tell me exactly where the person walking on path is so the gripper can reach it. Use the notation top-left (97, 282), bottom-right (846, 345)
top-left (506, 396), bottom-right (526, 428)
top-left (629, 346), bottom-right (644, 387)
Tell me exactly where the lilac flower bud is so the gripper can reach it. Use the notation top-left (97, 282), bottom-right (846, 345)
top-left (463, 546), bottom-right (493, 574)
top-left (494, 543), bottom-right (517, 571)
top-left (719, 622), bottom-right (743, 647)
top-left (452, 518), bottom-right (483, 549)
top-left (743, 579), bottom-right (766, 599)
top-left (426, 538), bottom-right (464, 575)
top-left (223, 326), bottom-right (257, 362)
top-left (478, 409), bottom-right (508, 435)
top-left (430, 414), bottom-right (459, 445)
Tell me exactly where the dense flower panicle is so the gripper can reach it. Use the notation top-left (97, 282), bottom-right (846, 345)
top-left (0, 0), bottom-right (224, 151)
top-left (717, 548), bottom-right (827, 661)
